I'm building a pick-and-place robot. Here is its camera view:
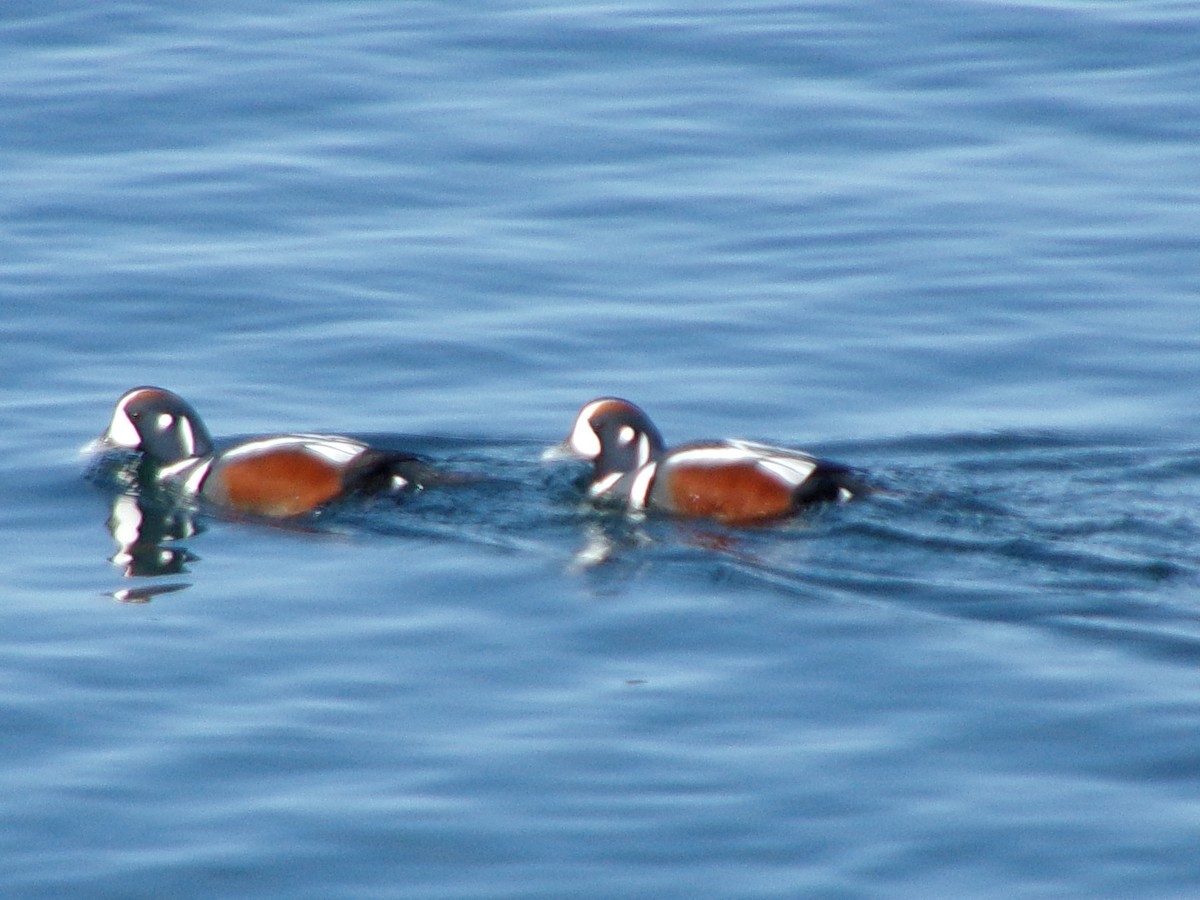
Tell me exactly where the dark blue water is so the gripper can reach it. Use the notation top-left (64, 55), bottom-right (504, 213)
top-left (4, 2), bottom-right (1200, 897)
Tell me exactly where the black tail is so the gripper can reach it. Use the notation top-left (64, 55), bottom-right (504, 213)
top-left (346, 450), bottom-right (480, 497)
top-left (792, 460), bottom-right (871, 506)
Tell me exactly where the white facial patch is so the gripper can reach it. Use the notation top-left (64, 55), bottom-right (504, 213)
top-left (567, 406), bottom-right (603, 459)
top-left (105, 407), bottom-right (142, 448)
top-left (617, 425), bottom-right (636, 446)
top-left (155, 412), bottom-right (174, 433)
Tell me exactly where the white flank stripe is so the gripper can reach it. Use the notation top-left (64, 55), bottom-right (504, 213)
top-left (304, 437), bottom-right (367, 465)
top-left (662, 446), bottom-right (761, 466)
top-left (756, 455), bottom-right (816, 488)
top-left (666, 442), bottom-right (818, 488)
top-left (219, 435), bottom-right (366, 466)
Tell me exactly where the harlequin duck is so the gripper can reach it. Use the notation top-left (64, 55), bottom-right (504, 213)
top-left (547, 397), bottom-right (865, 524)
top-left (93, 386), bottom-right (433, 518)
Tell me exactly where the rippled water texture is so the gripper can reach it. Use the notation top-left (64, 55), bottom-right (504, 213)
top-left (3, 2), bottom-right (1200, 897)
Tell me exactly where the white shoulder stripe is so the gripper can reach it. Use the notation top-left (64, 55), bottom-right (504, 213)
top-left (628, 462), bottom-right (658, 510)
top-left (183, 458), bottom-right (213, 494)
top-left (588, 471), bottom-right (623, 497)
top-left (158, 457), bottom-right (212, 494)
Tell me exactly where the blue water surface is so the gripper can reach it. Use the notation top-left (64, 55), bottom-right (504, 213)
top-left (4, 1), bottom-right (1200, 897)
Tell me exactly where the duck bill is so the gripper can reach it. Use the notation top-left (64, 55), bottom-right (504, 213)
top-left (82, 433), bottom-right (118, 456)
top-left (541, 440), bottom-right (581, 462)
